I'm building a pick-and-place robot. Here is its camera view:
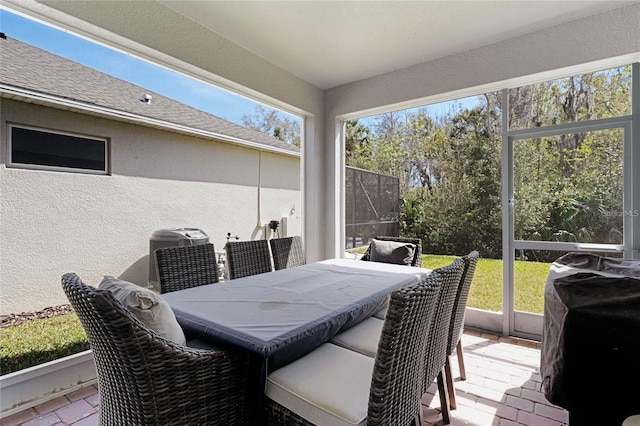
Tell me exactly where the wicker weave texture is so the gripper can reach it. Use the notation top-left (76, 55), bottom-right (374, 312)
top-left (154, 243), bottom-right (219, 294)
top-left (269, 236), bottom-right (305, 270)
top-left (61, 273), bottom-right (250, 426)
top-left (447, 251), bottom-right (479, 355)
top-left (367, 272), bottom-right (441, 425)
top-left (423, 258), bottom-right (465, 390)
top-left (361, 236), bottom-right (422, 267)
top-left (266, 273), bottom-right (442, 426)
top-left (225, 239), bottom-right (273, 280)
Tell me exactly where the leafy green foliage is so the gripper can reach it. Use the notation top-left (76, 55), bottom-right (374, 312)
top-left (345, 119), bottom-right (373, 170)
top-left (0, 314), bottom-right (88, 375)
top-left (348, 66), bottom-right (631, 262)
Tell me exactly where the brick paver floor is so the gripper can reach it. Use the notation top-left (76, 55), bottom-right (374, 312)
top-left (422, 329), bottom-right (567, 426)
top-left (1, 329), bottom-right (566, 426)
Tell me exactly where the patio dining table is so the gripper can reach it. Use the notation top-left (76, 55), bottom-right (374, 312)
top-left (163, 258), bottom-right (431, 383)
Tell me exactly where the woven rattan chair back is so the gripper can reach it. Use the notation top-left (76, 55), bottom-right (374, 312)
top-left (361, 236), bottom-right (422, 267)
top-left (421, 258), bottom-right (465, 424)
top-left (269, 236), bottom-right (305, 270)
top-left (154, 243), bottom-right (219, 293)
top-left (61, 273), bottom-right (249, 426)
top-left (442, 251), bottom-right (480, 412)
top-left (366, 272), bottom-right (442, 426)
top-left (264, 271), bottom-right (443, 426)
top-left (424, 258), bottom-right (465, 387)
top-left (447, 251), bottom-right (480, 355)
top-left (225, 239), bottom-right (273, 280)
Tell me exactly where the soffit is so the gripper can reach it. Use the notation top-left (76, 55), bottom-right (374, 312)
top-left (158, 1), bottom-right (635, 89)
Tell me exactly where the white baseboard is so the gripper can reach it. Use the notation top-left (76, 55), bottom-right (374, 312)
top-left (0, 350), bottom-right (97, 418)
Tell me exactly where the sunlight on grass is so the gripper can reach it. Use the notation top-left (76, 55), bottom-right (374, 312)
top-left (514, 260), bottom-right (552, 313)
top-left (421, 255), bottom-right (551, 314)
top-left (422, 256), bottom-right (504, 312)
top-left (347, 248), bottom-right (552, 313)
top-left (0, 314), bottom-right (88, 375)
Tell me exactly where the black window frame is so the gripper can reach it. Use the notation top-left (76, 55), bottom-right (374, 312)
top-left (8, 124), bottom-right (109, 175)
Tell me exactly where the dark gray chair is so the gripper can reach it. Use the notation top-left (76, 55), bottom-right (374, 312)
top-left (61, 273), bottom-right (249, 426)
top-left (361, 236), bottom-right (422, 267)
top-left (444, 250), bottom-right (480, 409)
top-left (265, 272), bottom-right (442, 426)
top-left (224, 239), bottom-right (272, 279)
top-left (269, 236), bottom-right (305, 270)
top-left (423, 258), bottom-right (465, 424)
top-left (154, 243), bottom-right (219, 293)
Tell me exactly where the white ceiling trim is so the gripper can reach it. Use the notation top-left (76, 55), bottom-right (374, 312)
top-left (339, 52), bottom-right (640, 121)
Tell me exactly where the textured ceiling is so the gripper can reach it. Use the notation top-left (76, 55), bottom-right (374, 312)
top-left (159, 1), bottom-right (635, 89)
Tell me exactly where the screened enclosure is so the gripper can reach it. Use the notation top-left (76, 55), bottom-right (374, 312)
top-left (345, 166), bottom-right (400, 248)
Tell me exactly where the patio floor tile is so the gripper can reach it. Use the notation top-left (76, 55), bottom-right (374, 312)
top-left (32, 398), bottom-right (68, 416)
top-left (54, 400), bottom-right (95, 425)
top-left (19, 412), bottom-right (60, 426)
top-left (3, 329), bottom-right (568, 426)
top-left (0, 409), bottom-right (37, 426)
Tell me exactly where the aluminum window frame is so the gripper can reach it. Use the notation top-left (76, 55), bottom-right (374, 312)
top-left (502, 62), bottom-right (638, 338)
top-left (8, 123), bottom-right (109, 175)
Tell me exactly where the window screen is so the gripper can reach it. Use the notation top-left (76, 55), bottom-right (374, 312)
top-left (10, 126), bottom-right (107, 174)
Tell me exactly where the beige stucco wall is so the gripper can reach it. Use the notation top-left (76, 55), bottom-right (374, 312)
top-left (0, 99), bottom-right (300, 315)
top-left (7, 0), bottom-right (639, 263)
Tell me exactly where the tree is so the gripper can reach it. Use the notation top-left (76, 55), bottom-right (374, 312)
top-left (241, 104), bottom-right (301, 146)
top-left (404, 109), bottom-right (442, 191)
top-left (347, 66), bottom-right (630, 259)
top-left (345, 119), bottom-right (373, 170)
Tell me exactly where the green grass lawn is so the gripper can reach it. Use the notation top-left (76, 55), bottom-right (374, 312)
top-left (347, 248), bottom-right (552, 313)
top-left (0, 314), bottom-right (88, 375)
top-left (1, 253), bottom-right (551, 375)
top-left (422, 255), bottom-right (551, 313)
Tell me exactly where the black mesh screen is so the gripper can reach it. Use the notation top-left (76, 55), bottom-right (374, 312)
top-left (345, 166), bottom-right (400, 249)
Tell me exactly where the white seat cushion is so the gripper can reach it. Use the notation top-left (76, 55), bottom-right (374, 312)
top-left (330, 317), bottom-right (384, 358)
top-left (373, 305), bottom-right (387, 320)
top-left (624, 415), bottom-right (640, 426)
top-left (266, 343), bottom-right (375, 426)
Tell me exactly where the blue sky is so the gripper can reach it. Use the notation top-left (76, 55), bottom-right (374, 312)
top-left (0, 8), bottom-right (480, 130)
top-left (0, 9), bottom-right (271, 125)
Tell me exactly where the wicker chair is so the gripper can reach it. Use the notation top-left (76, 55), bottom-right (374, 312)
top-left (225, 239), bottom-right (273, 280)
top-left (61, 273), bottom-right (249, 426)
top-left (423, 258), bottom-right (465, 424)
top-left (444, 251), bottom-right (479, 409)
top-left (154, 243), bottom-right (219, 293)
top-left (331, 258), bottom-right (464, 425)
top-left (265, 272), bottom-right (442, 426)
top-left (361, 236), bottom-right (422, 267)
top-left (269, 236), bottom-right (305, 270)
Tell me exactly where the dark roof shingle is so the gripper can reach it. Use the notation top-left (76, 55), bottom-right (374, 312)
top-left (0, 36), bottom-right (299, 154)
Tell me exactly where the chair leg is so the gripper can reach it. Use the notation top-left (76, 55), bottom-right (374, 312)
top-left (444, 356), bottom-right (457, 409)
top-left (456, 339), bottom-right (466, 381)
top-left (437, 369), bottom-right (451, 425)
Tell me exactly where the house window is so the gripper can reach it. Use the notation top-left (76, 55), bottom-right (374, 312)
top-left (9, 125), bottom-right (108, 174)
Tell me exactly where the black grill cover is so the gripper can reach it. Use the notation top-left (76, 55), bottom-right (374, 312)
top-left (541, 253), bottom-right (640, 422)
